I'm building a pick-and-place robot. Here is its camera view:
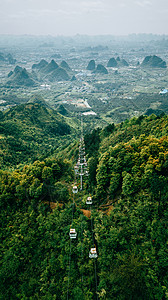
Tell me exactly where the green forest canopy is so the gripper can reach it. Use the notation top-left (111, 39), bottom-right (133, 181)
top-left (1, 113), bottom-right (168, 299)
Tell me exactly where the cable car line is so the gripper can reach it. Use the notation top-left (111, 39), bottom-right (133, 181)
top-left (67, 183), bottom-right (78, 299)
top-left (90, 205), bottom-right (98, 299)
top-left (67, 114), bottom-right (98, 299)
top-left (66, 239), bottom-right (72, 300)
top-left (80, 210), bottom-right (84, 284)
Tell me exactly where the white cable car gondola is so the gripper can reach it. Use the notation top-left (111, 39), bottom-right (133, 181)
top-left (72, 185), bottom-right (78, 194)
top-left (89, 247), bottom-right (98, 258)
top-left (69, 228), bottom-right (77, 239)
top-left (86, 196), bottom-right (92, 205)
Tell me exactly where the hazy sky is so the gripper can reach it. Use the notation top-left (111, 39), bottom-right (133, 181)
top-left (0, 0), bottom-right (168, 36)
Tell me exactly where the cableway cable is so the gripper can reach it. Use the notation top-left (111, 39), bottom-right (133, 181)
top-left (67, 114), bottom-right (98, 299)
top-left (67, 184), bottom-right (77, 299)
top-left (67, 239), bottom-right (72, 300)
top-left (90, 205), bottom-right (98, 299)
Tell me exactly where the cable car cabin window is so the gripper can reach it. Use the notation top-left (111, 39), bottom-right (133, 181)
top-left (69, 228), bottom-right (77, 239)
top-left (89, 248), bottom-right (97, 258)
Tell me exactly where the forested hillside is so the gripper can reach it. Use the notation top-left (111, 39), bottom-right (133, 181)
top-left (0, 101), bottom-right (76, 167)
top-left (0, 113), bottom-right (168, 299)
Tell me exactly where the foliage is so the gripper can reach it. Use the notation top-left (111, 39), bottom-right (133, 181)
top-left (1, 114), bottom-right (168, 299)
top-left (0, 102), bottom-right (73, 167)
top-left (0, 157), bottom-right (73, 210)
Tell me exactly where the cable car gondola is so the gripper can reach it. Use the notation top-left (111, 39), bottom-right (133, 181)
top-left (86, 196), bottom-right (92, 205)
top-left (72, 185), bottom-right (78, 194)
top-left (69, 228), bottom-right (77, 239)
top-left (89, 247), bottom-right (98, 258)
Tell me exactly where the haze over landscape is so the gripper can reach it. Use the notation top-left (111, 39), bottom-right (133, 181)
top-left (1, 0), bottom-right (168, 36)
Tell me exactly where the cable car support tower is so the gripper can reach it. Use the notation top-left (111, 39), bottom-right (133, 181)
top-left (74, 116), bottom-right (89, 190)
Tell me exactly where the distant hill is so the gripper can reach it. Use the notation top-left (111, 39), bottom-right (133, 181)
top-left (0, 52), bottom-right (16, 64)
top-left (42, 59), bottom-right (59, 73)
top-left (32, 59), bottom-right (48, 70)
top-left (141, 55), bottom-right (167, 68)
top-left (94, 64), bottom-right (108, 74)
top-left (120, 58), bottom-right (129, 66)
top-left (60, 60), bottom-right (71, 71)
top-left (48, 67), bottom-right (70, 81)
top-left (107, 57), bottom-right (129, 67)
top-left (31, 59), bottom-right (71, 82)
top-left (107, 57), bottom-right (117, 67)
top-left (6, 53), bottom-right (16, 64)
top-left (6, 66), bottom-right (36, 87)
top-left (8, 65), bottom-right (21, 76)
top-left (87, 59), bottom-right (96, 70)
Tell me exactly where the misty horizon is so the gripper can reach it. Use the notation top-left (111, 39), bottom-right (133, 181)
top-left (1, 0), bottom-right (168, 36)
